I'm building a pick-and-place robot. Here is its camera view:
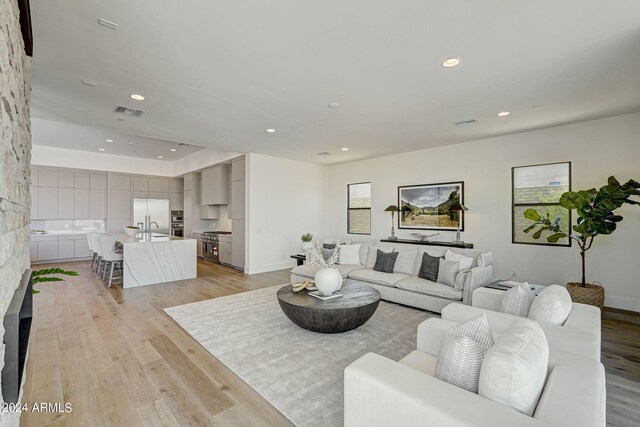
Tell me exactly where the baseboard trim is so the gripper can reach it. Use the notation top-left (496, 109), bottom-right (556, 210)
top-left (605, 295), bottom-right (640, 313)
top-left (245, 260), bottom-right (295, 275)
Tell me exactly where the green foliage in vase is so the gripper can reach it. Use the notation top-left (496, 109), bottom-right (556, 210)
top-left (301, 233), bottom-right (313, 242)
top-left (32, 268), bottom-right (79, 294)
top-left (523, 176), bottom-right (640, 286)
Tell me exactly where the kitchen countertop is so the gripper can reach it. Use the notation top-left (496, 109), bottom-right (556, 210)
top-left (109, 233), bottom-right (195, 244)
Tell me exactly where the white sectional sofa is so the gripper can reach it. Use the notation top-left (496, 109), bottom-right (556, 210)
top-left (344, 316), bottom-right (606, 427)
top-left (290, 242), bottom-right (493, 313)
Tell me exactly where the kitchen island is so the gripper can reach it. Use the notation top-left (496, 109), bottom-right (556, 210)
top-left (110, 233), bottom-right (197, 288)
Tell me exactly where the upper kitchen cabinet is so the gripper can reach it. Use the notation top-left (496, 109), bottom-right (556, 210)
top-left (149, 177), bottom-right (169, 193)
top-left (58, 171), bottom-right (75, 188)
top-left (201, 164), bottom-right (229, 205)
top-left (230, 180), bottom-right (245, 220)
top-left (183, 173), bottom-right (195, 191)
top-left (171, 178), bottom-right (184, 193)
top-left (37, 169), bottom-right (58, 188)
top-left (75, 172), bottom-right (90, 189)
top-left (133, 176), bottom-right (149, 192)
top-left (231, 156), bottom-right (245, 181)
top-left (110, 174), bottom-right (132, 191)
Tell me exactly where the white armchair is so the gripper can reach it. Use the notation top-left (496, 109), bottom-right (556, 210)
top-left (344, 317), bottom-right (606, 427)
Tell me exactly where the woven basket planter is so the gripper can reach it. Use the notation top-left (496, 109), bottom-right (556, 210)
top-left (566, 282), bottom-right (604, 310)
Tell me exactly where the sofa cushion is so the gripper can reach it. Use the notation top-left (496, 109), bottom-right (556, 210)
top-left (292, 263), bottom-right (363, 280)
top-left (479, 318), bottom-right (549, 416)
top-left (339, 244), bottom-right (362, 265)
top-left (373, 249), bottom-right (399, 273)
top-left (418, 252), bottom-right (441, 282)
top-left (366, 244), bottom-right (394, 268)
top-left (528, 285), bottom-right (572, 326)
top-left (393, 248), bottom-right (418, 275)
top-left (395, 276), bottom-right (462, 300)
top-left (358, 244), bottom-right (370, 266)
top-left (500, 282), bottom-right (535, 317)
top-left (435, 314), bottom-right (494, 393)
top-left (445, 250), bottom-right (474, 270)
top-left (399, 350), bottom-right (437, 376)
top-left (437, 259), bottom-right (460, 288)
top-left (349, 269), bottom-right (409, 287)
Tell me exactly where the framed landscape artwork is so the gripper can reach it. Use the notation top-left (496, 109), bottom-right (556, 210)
top-left (398, 182), bottom-right (464, 231)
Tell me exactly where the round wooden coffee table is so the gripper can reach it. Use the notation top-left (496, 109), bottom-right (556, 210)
top-left (277, 283), bottom-right (381, 333)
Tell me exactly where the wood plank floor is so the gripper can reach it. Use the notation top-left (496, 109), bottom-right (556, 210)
top-left (19, 260), bottom-right (640, 426)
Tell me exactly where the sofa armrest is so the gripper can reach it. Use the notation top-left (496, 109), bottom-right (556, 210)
top-left (416, 318), bottom-right (458, 356)
top-left (344, 352), bottom-right (539, 427)
top-left (462, 265), bottom-right (493, 305)
top-left (442, 303), bottom-right (517, 334)
top-left (564, 303), bottom-right (601, 336)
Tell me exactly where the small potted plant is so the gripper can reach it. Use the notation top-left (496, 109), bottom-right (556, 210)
top-left (124, 225), bottom-right (140, 236)
top-left (524, 176), bottom-right (639, 309)
top-left (301, 233), bottom-right (313, 252)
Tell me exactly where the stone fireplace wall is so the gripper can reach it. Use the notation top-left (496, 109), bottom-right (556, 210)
top-left (0, 0), bottom-right (32, 423)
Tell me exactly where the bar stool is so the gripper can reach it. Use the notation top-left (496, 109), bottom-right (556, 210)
top-left (93, 233), bottom-right (106, 275)
top-left (100, 236), bottom-right (123, 287)
top-left (87, 233), bottom-right (97, 271)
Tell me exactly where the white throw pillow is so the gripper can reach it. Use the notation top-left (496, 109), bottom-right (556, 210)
top-left (500, 282), bottom-right (535, 317)
top-left (393, 249), bottom-right (419, 275)
top-left (339, 244), bottom-right (361, 265)
top-left (445, 250), bottom-right (474, 270)
top-left (479, 318), bottom-right (549, 416)
top-left (437, 259), bottom-right (460, 287)
top-left (528, 284), bottom-right (572, 326)
top-left (435, 314), bottom-right (494, 393)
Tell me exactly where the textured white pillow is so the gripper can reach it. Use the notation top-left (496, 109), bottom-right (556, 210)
top-left (445, 250), bottom-right (474, 270)
top-left (500, 282), bottom-right (535, 317)
top-left (479, 319), bottom-right (549, 416)
top-left (437, 259), bottom-right (460, 287)
top-left (528, 284), bottom-right (572, 325)
top-left (435, 314), bottom-right (494, 393)
top-left (393, 249), bottom-right (419, 275)
top-left (339, 244), bottom-right (361, 265)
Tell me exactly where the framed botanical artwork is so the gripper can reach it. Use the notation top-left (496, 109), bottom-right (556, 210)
top-left (398, 182), bottom-right (464, 231)
top-left (512, 161), bottom-right (572, 246)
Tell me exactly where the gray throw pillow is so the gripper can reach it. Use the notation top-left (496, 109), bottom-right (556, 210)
top-left (418, 253), bottom-right (442, 281)
top-left (373, 249), bottom-right (399, 273)
top-left (323, 243), bottom-right (337, 250)
top-left (437, 259), bottom-right (460, 287)
top-left (322, 247), bottom-right (339, 262)
top-left (435, 314), bottom-right (494, 393)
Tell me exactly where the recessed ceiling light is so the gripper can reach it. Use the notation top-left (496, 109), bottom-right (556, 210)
top-left (497, 111), bottom-right (511, 117)
top-left (442, 58), bottom-right (460, 68)
top-left (531, 105), bottom-right (541, 109)
top-left (265, 128), bottom-right (276, 133)
top-left (98, 148), bottom-right (105, 151)
top-left (341, 147), bottom-right (349, 151)
top-left (170, 148), bottom-right (177, 152)
top-left (98, 18), bottom-right (118, 30)
top-left (82, 80), bottom-right (98, 87)
top-left (128, 142), bottom-right (134, 145)
top-left (157, 156), bottom-right (164, 159)
top-left (106, 139), bottom-right (114, 143)
top-left (130, 94), bottom-right (145, 101)
top-left (328, 102), bottom-right (340, 109)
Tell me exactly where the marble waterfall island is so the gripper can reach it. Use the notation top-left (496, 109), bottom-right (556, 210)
top-left (111, 233), bottom-right (197, 288)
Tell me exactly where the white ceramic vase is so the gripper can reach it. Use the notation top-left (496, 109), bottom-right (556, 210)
top-left (301, 241), bottom-right (314, 252)
top-left (314, 267), bottom-right (342, 296)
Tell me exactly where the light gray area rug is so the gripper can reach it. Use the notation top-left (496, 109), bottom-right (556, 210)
top-left (164, 285), bottom-right (433, 427)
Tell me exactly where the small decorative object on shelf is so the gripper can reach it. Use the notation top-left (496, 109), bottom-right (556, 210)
top-left (411, 232), bottom-right (440, 242)
top-left (384, 205), bottom-right (400, 240)
top-left (301, 233), bottom-right (313, 252)
top-left (307, 240), bottom-right (342, 296)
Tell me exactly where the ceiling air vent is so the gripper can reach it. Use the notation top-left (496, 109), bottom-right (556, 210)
top-left (316, 152), bottom-right (332, 157)
top-left (114, 105), bottom-right (144, 118)
top-left (454, 119), bottom-right (478, 127)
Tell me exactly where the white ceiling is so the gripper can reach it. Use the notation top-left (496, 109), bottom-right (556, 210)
top-left (31, 118), bottom-right (204, 160)
top-left (30, 1), bottom-right (640, 165)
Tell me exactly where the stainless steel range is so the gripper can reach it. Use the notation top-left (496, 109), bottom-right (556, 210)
top-left (201, 231), bottom-right (231, 263)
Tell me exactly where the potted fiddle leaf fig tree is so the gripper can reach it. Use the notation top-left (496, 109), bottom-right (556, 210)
top-left (524, 176), bottom-right (639, 309)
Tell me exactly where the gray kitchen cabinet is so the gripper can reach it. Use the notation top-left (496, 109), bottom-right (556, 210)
top-left (231, 219), bottom-right (245, 269)
top-left (29, 242), bottom-right (37, 262)
top-left (58, 188), bottom-right (75, 219)
top-left (74, 189), bottom-right (90, 219)
top-left (90, 189), bottom-right (106, 219)
top-left (149, 177), bottom-right (169, 192)
top-left (230, 180), bottom-right (245, 219)
top-left (110, 174), bottom-right (131, 191)
top-left (171, 178), bottom-right (184, 193)
top-left (110, 189), bottom-right (131, 219)
top-left (58, 171), bottom-right (75, 188)
top-left (193, 233), bottom-right (203, 258)
top-left (183, 173), bottom-right (194, 191)
top-left (133, 191), bottom-right (149, 199)
top-left (38, 169), bottom-right (58, 187)
top-left (133, 176), bottom-right (149, 192)
top-left (38, 187), bottom-right (58, 219)
top-left (148, 191), bottom-right (169, 200)
top-left (200, 205), bottom-right (219, 220)
top-left (74, 172), bottom-right (90, 189)
top-left (231, 156), bottom-right (245, 181)
top-left (58, 240), bottom-right (75, 259)
top-left (31, 188), bottom-right (38, 220)
top-left (201, 165), bottom-right (229, 205)
top-left (171, 192), bottom-right (184, 210)
top-left (37, 241), bottom-right (58, 261)
top-left (90, 174), bottom-right (107, 190)
top-left (74, 239), bottom-right (91, 258)
top-left (219, 235), bottom-right (232, 265)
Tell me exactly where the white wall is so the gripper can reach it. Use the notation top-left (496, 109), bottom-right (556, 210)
top-left (325, 112), bottom-right (640, 311)
top-left (246, 153), bottom-right (328, 274)
top-left (32, 145), bottom-right (174, 176)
